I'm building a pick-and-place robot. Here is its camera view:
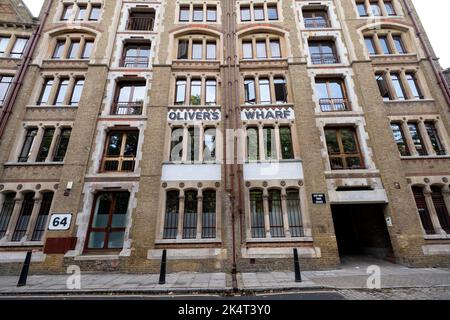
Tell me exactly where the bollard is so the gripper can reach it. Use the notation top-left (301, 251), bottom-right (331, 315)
top-left (294, 248), bottom-right (302, 283)
top-left (159, 249), bottom-right (167, 285)
top-left (17, 251), bottom-right (32, 287)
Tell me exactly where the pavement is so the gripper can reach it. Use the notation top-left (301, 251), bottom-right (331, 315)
top-left (0, 257), bottom-right (449, 298)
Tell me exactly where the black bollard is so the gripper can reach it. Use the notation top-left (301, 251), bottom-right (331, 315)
top-left (17, 251), bottom-right (32, 287)
top-left (294, 248), bottom-right (302, 283)
top-left (159, 249), bottom-right (167, 285)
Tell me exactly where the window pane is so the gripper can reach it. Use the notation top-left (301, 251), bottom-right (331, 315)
top-left (53, 128), bottom-right (72, 162)
top-left (187, 127), bottom-right (200, 161)
top-left (268, 190), bottom-right (284, 237)
top-left (274, 78), bottom-right (287, 103)
top-left (287, 189), bottom-right (303, 237)
top-left (183, 190), bottom-right (198, 239)
top-left (244, 79), bottom-right (256, 104)
top-left (241, 7), bottom-right (251, 21)
top-left (92, 194), bottom-right (111, 228)
top-left (431, 187), bottom-right (450, 233)
top-left (192, 42), bottom-right (202, 60)
top-left (406, 73), bottom-right (423, 99)
top-left (68, 41), bottom-right (80, 59)
top-left (177, 39), bottom-right (188, 59)
top-left (365, 37), bottom-right (376, 55)
top-left (270, 40), bottom-right (281, 58)
top-left (390, 123), bottom-right (410, 156)
top-left (254, 6), bottom-right (264, 20)
top-left (243, 41), bottom-right (253, 59)
top-left (0, 76), bottom-right (13, 104)
top-left (204, 128), bottom-right (216, 161)
top-left (193, 6), bottom-right (203, 21)
top-left (264, 127), bottom-right (277, 160)
top-left (412, 187), bottom-right (435, 235)
top-left (325, 129), bottom-right (340, 154)
top-left (375, 73), bottom-right (391, 101)
top-left (76, 6), bottom-right (87, 20)
top-left (385, 2), bottom-right (396, 15)
top-left (267, 5), bottom-right (279, 20)
top-left (70, 79), bottom-right (84, 106)
top-left (247, 128), bottom-right (259, 161)
top-left (370, 3), bottom-right (382, 16)
top-left (190, 80), bottom-right (201, 105)
top-left (202, 190), bottom-right (216, 238)
top-left (206, 42), bottom-right (216, 60)
top-left (280, 126), bottom-right (294, 159)
top-left (357, 3), bottom-right (368, 16)
top-left (36, 128), bottom-right (55, 162)
top-left (250, 190), bottom-right (265, 238)
top-left (61, 5), bottom-right (73, 20)
top-left (379, 36), bottom-right (391, 54)
top-left (207, 6), bottom-right (217, 21)
top-left (425, 122), bottom-right (446, 155)
top-left (53, 41), bottom-right (65, 58)
top-left (88, 232), bottom-right (105, 249)
top-left (89, 6), bottom-right (101, 20)
top-left (82, 41), bottom-right (94, 59)
top-left (179, 6), bottom-right (190, 21)
top-left (55, 79), bottom-right (69, 105)
top-left (408, 123), bottom-right (427, 156)
top-left (111, 193), bottom-right (129, 228)
top-left (164, 191), bottom-right (179, 239)
top-left (0, 193), bottom-right (15, 239)
top-left (393, 36), bottom-right (406, 54)
top-left (175, 79), bottom-right (186, 104)
top-left (340, 129), bottom-right (357, 153)
top-left (205, 79), bottom-right (216, 105)
top-left (11, 193), bottom-right (35, 241)
top-left (0, 37), bottom-right (9, 54)
top-left (259, 78), bottom-right (271, 104)
top-left (256, 41), bottom-right (267, 58)
top-left (19, 128), bottom-right (37, 162)
top-left (106, 132), bottom-right (123, 156)
top-left (391, 74), bottom-right (406, 100)
top-left (170, 128), bottom-right (184, 162)
top-left (124, 132), bottom-right (139, 157)
top-left (10, 38), bottom-right (28, 58)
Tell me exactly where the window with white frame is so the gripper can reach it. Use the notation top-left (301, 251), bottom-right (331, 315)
top-left (246, 125), bottom-right (295, 161)
top-left (60, 2), bottom-right (102, 22)
top-left (169, 125), bottom-right (217, 163)
top-left (178, 3), bottom-right (217, 23)
top-left (174, 77), bottom-right (218, 105)
top-left (239, 2), bottom-right (279, 22)
top-left (240, 34), bottom-right (283, 60)
top-left (51, 36), bottom-right (95, 60)
top-left (243, 76), bottom-right (288, 105)
top-left (36, 76), bottom-right (85, 106)
top-left (0, 75), bottom-right (13, 105)
top-left (375, 71), bottom-right (425, 101)
top-left (356, 0), bottom-right (398, 17)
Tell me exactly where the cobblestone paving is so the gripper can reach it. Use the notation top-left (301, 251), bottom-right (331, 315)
top-left (338, 287), bottom-right (450, 300)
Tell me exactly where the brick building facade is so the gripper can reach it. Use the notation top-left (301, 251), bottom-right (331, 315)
top-left (0, 0), bottom-right (449, 276)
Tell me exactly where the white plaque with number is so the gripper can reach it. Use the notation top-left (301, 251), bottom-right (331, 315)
top-left (48, 214), bottom-right (72, 231)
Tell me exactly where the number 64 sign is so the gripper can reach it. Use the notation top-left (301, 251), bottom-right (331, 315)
top-left (48, 214), bottom-right (73, 231)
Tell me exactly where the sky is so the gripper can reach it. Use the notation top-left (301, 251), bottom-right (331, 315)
top-left (22, 0), bottom-right (450, 68)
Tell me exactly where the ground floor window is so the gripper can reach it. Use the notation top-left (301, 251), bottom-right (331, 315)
top-left (0, 193), bottom-right (15, 239)
top-left (85, 191), bottom-right (130, 251)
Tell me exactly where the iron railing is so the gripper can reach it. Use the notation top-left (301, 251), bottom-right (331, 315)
top-left (111, 101), bottom-right (143, 115)
top-left (319, 98), bottom-right (350, 112)
top-left (126, 16), bottom-right (155, 31)
top-left (304, 17), bottom-right (330, 29)
top-left (310, 52), bottom-right (340, 65)
top-left (120, 56), bottom-right (149, 68)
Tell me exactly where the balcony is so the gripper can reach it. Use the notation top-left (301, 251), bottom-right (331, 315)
top-left (126, 16), bottom-right (155, 31)
top-left (102, 156), bottom-right (136, 172)
top-left (120, 56), bottom-right (149, 68)
top-left (304, 17), bottom-right (330, 29)
top-left (319, 98), bottom-right (350, 112)
top-left (311, 52), bottom-right (340, 65)
top-left (111, 102), bottom-right (143, 115)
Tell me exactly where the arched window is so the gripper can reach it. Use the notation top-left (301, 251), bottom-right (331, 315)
top-left (412, 186), bottom-right (435, 235)
top-left (163, 190), bottom-right (180, 239)
top-left (12, 192), bottom-right (35, 242)
top-left (31, 192), bottom-right (54, 241)
top-left (0, 193), bottom-right (16, 239)
top-left (202, 190), bottom-right (216, 238)
top-left (286, 189), bottom-right (303, 237)
top-left (183, 190), bottom-right (198, 239)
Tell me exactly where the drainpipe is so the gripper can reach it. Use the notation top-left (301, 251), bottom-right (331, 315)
top-left (402, 0), bottom-right (450, 110)
top-left (0, 0), bottom-right (54, 138)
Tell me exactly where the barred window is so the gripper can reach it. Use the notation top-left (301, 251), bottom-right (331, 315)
top-left (0, 193), bottom-right (15, 239)
top-left (163, 191), bottom-right (180, 239)
top-left (250, 189), bottom-right (265, 238)
top-left (31, 192), bottom-right (54, 241)
top-left (11, 193), bottom-right (35, 242)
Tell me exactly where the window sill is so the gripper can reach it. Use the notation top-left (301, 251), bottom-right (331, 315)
top-left (424, 234), bottom-right (450, 240)
top-left (168, 104), bottom-right (221, 108)
top-left (244, 159), bottom-right (302, 164)
top-left (0, 241), bottom-right (44, 247)
top-left (26, 105), bottom-right (78, 109)
top-left (246, 237), bottom-right (313, 243)
top-left (163, 161), bottom-right (220, 165)
top-left (369, 53), bottom-right (417, 58)
top-left (383, 98), bottom-right (434, 104)
top-left (400, 155), bottom-right (450, 160)
top-left (4, 162), bottom-right (64, 167)
top-left (155, 239), bottom-right (222, 245)
top-left (324, 169), bottom-right (380, 175)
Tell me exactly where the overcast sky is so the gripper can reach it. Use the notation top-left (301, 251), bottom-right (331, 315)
top-left (23, 0), bottom-right (449, 68)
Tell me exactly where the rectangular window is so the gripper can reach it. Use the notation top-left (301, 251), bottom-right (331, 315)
top-left (244, 79), bottom-right (256, 104)
top-left (0, 36), bottom-right (9, 55)
top-left (206, 42), bottom-right (216, 60)
top-left (247, 127), bottom-right (259, 161)
top-left (202, 190), bottom-right (216, 238)
top-left (70, 79), bottom-right (84, 106)
top-left (412, 187), bottom-right (436, 235)
top-left (89, 5), bottom-right (101, 21)
top-left (192, 41), bottom-right (202, 60)
top-left (268, 190), bottom-right (284, 237)
top-left (68, 40), bottom-right (80, 59)
top-left (37, 79), bottom-right (54, 105)
top-left (175, 79), bottom-right (186, 105)
top-left (315, 78), bottom-right (349, 111)
top-left (390, 123), bottom-right (410, 156)
top-left (0, 193), bottom-right (15, 239)
top-left (203, 128), bottom-right (216, 161)
top-left (393, 36), bottom-right (406, 54)
top-left (11, 193), bottom-right (35, 242)
top-left (86, 192), bottom-right (130, 250)
top-left (405, 73), bottom-right (423, 99)
top-left (254, 5), bottom-right (264, 21)
top-left (256, 41), bottom-right (267, 59)
top-left (431, 187), bottom-right (450, 233)
top-left (0, 75), bottom-right (13, 104)
top-left (102, 131), bottom-right (139, 172)
top-left (206, 6), bottom-right (217, 22)
top-left (270, 40), bottom-right (281, 58)
top-left (113, 82), bottom-right (145, 115)
top-left (259, 78), bottom-right (271, 104)
top-left (205, 79), bottom-right (216, 105)
top-left (263, 127), bottom-right (277, 160)
top-left (280, 126), bottom-right (294, 159)
top-left (10, 38), bottom-right (28, 58)
top-left (242, 41), bottom-right (253, 59)
top-left (267, 4), bottom-right (279, 20)
top-left (365, 37), bottom-right (376, 55)
top-left (177, 39), bottom-right (189, 59)
top-left (53, 128), bottom-right (72, 162)
top-left (325, 127), bottom-right (363, 170)
top-left (357, 2), bottom-right (368, 17)
top-left (408, 122), bottom-right (427, 156)
top-left (163, 191), bottom-right (179, 239)
top-left (425, 122), bottom-right (446, 155)
top-left (55, 79), bottom-right (69, 105)
top-left (274, 77), bottom-right (287, 103)
top-left (370, 2), bottom-right (382, 16)
top-left (76, 6), bottom-right (87, 20)
top-left (18, 128), bottom-right (38, 162)
top-left (378, 36), bottom-right (392, 54)
top-left (384, 1), bottom-right (396, 16)
top-left (52, 40), bottom-right (65, 59)
top-left (190, 80), bottom-right (201, 105)
top-left (82, 40), bottom-right (94, 59)
top-left (240, 6), bottom-right (251, 21)
top-left (391, 73), bottom-right (406, 100)
top-left (187, 127), bottom-right (200, 162)
top-left (183, 190), bottom-right (198, 239)
top-left (375, 73), bottom-right (391, 101)
top-left (250, 190), bottom-right (265, 238)
top-left (193, 6), bottom-right (203, 22)
top-left (61, 4), bottom-right (73, 21)
top-left (31, 192), bottom-right (54, 241)
top-left (36, 128), bottom-right (55, 162)
top-left (179, 6), bottom-right (190, 22)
